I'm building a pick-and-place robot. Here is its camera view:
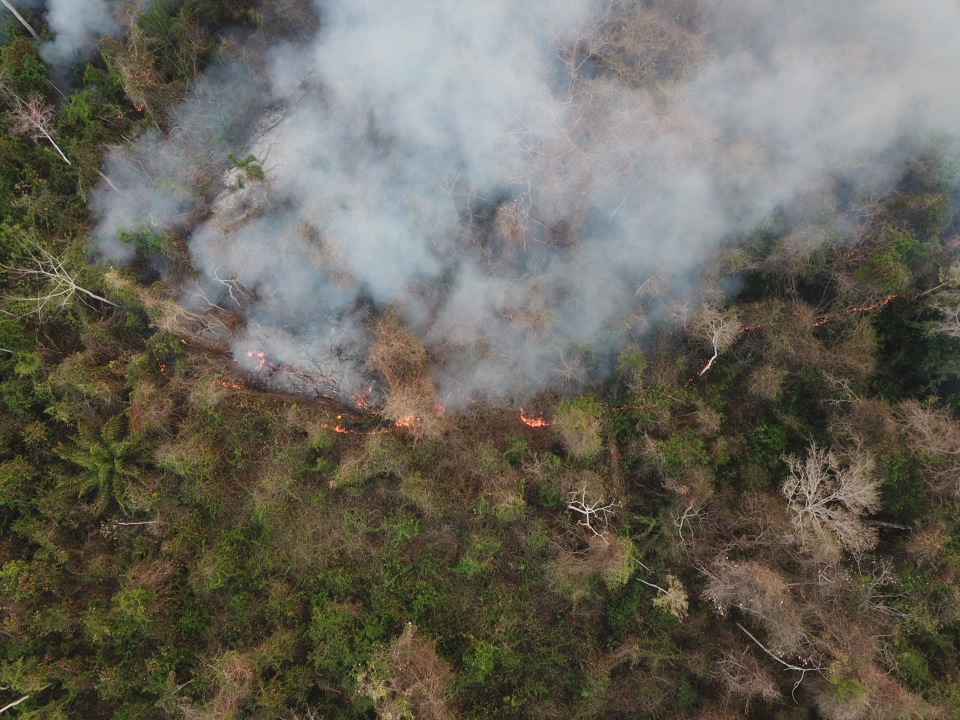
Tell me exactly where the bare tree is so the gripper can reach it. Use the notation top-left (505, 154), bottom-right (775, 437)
top-left (735, 622), bottom-right (823, 701)
top-left (897, 399), bottom-right (960, 498)
top-left (703, 557), bottom-right (807, 657)
top-left (689, 306), bottom-right (740, 376)
top-left (2, 87), bottom-right (70, 165)
top-left (931, 296), bottom-right (960, 338)
top-left (663, 465), bottom-right (713, 543)
top-left (917, 262), bottom-right (960, 338)
top-left (715, 647), bottom-right (782, 711)
top-left (567, 484), bottom-right (620, 537)
top-left (781, 443), bottom-right (880, 558)
top-left (2, 237), bottom-right (116, 318)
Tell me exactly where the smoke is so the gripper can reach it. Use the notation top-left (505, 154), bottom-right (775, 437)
top-left (39, 0), bottom-right (118, 66)
top-left (4, 0), bottom-right (145, 68)
top-left (91, 0), bottom-right (960, 407)
top-left (12, 0), bottom-right (149, 70)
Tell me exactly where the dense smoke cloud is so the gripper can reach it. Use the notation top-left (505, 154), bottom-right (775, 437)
top-left (39, 0), bottom-right (119, 67)
top-left (92, 0), bottom-right (960, 406)
top-left (5, 0), bottom-right (146, 68)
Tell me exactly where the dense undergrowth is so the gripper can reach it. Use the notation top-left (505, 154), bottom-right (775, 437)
top-left (4, 2), bottom-right (960, 719)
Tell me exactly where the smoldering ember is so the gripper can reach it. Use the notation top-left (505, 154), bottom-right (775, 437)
top-left (4, 1), bottom-right (960, 718)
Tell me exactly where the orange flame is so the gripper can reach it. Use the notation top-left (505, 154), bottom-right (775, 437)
top-left (351, 391), bottom-right (375, 410)
top-left (246, 350), bottom-right (267, 372)
top-left (320, 414), bottom-right (414, 436)
top-left (322, 421), bottom-right (354, 434)
top-left (846, 294), bottom-right (898, 314)
top-left (688, 294), bottom-right (900, 386)
top-left (520, 407), bottom-right (551, 428)
top-left (322, 414), bottom-right (374, 435)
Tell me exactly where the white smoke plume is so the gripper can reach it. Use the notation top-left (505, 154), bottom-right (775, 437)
top-left (39, 0), bottom-right (118, 66)
top-left (31, 0), bottom-right (149, 70)
top-left (92, 0), bottom-right (960, 407)
top-left (4, 0), bottom-right (147, 68)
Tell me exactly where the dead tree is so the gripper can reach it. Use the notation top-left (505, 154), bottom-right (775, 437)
top-left (897, 399), bottom-right (960, 498)
top-left (735, 622), bottom-right (824, 701)
top-left (689, 306), bottom-right (740, 376)
top-left (2, 88), bottom-right (70, 165)
top-left (2, 238), bottom-right (116, 318)
top-left (567, 484), bottom-right (620, 537)
top-left (1, 0), bottom-right (40, 41)
top-left (781, 443), bottom-right (880, 558)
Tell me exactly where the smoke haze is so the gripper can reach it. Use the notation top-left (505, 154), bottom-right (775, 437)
top-left (91, 0), bottom-right (960, 406)
top-left (39, 0), bottom-right (119, 66)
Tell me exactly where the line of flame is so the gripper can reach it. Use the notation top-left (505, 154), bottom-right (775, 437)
top-left (520, 407), bottom-right (551, 428)
top-left (687, 293), bottom-right (899, 386)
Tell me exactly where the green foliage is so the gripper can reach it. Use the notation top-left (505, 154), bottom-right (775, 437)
top-left (1, 7), bottom-right (960, 719)
top-left (894, 643), bottom-right (934, 693)
top-left (0, 456), bottom-right (35, 512)
top-left (888, 227), bottom-right (940, 276)
top-left (746, 422), bottom-right (789, 475)
top-left (332, 433), bottom-right (408, 488)
top-left (228, 153), bottom-right (265, 186)
top-left (826, 675), bottom-right (869, 705)
top-left (58, 90), bottom-right (115, 149)
top-left (1, 38), bottom-right (49, 97)
top-left (616, 343), bottom-right (648, 386)
top-left (457, 535), bottom-right (502, 578)
top-left (879, 448), bottom-right (927, 522)
top-left (0, 319), bottom-right (52, 419)
top-left (602, 535), bottom-right (636, 591)
top-left (503, 434), bottom-right (529, 467)
top-left (605, 576), bottom-right (645, 644)
top-left (56, 416), bottom-right (142, 514)
top-left (117, 227), bottom-right (175, 267)
top-left (554, 395), bottom-right (605, 460)
top-left (309, 598), bottom-right (385, 692)
top-left (81, 63), bottom-right (127, 105)
top-left (139, 5), bottom-right (209, 83)
top-left (872, 308), bottom-right (960, 410)
top-left (656, 430), bottom-right (707, 475)
top-left (857, 245), bottom-right (912, 294)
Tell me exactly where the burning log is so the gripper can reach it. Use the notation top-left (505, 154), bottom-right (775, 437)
top-left (235, 350), bottom-right (384, 415)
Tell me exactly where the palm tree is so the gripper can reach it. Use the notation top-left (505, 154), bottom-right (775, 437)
top-left (58, 416), bottom-right (141, 514)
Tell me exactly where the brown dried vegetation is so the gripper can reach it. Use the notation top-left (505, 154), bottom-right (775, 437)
top-left (356, 624), bottom-right (454, 720)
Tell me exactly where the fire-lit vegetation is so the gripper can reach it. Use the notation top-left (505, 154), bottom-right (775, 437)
top-left (5, 2), bottom-right (960, 719)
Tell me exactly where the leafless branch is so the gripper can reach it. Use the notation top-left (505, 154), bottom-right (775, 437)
top-left (735, 622), bottom-right (823, 701)
top-left (2, 239), bottom-right (117, 318)
top-left (1, 0), bottom-right (40, 41)
top-left (2, 88), bottom-right (70, 165)
top-left (567, 484), bottom-right (619, 537)
top-left (0, 694), bottom-right (29, 714)
top-left (212, 266), bottom-right (251, 308)
top-left (781, 443), bottom-right (880, 557)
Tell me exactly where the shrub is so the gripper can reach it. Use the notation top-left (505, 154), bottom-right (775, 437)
top-left (356, 623), bottom-right (454, 720)
top-left (554, 396), bottom-right (605, 460)
top-left (552, 532), bottom-right (634, 601)
top-left (856, 246), bottom-right (911, 294)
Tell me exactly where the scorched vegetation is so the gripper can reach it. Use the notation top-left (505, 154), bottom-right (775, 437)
top-left (4, 1), bottom-right (960, 719)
